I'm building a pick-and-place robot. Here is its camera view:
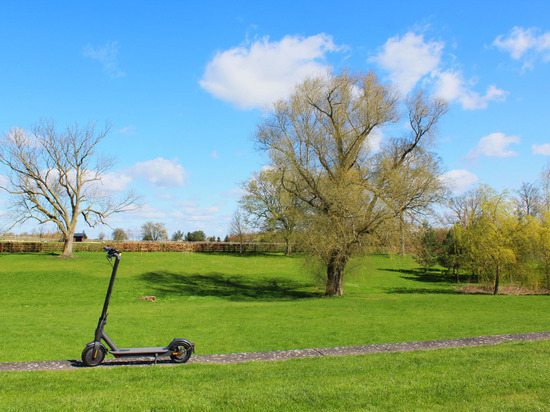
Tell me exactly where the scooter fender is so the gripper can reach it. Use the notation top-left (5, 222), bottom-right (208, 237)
top-left (85, 341), bottom-right (108, 355)
top-left (168, 338), bottom-right (195, 353)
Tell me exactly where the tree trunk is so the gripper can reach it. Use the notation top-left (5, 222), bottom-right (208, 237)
top-left (400, 213), bottom-right (405, 256)
top-left (545, 260), bottom-right (550, 289)
top-left (325, 252), bottom-right (347, 296)
top-left (285, 240), bottom-right (292, 256)
top-left (493, 263), bottom-right (500, 295)
top-left (61, 234), bottom-right (74, 257)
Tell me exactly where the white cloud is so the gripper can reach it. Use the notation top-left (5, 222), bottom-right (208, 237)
top-left (170, 205), bottom-right (220, 223)
top-left (370, 32), bottom-right (443, 95)
top-left (6, 127), bottom-right (41, 148)
top-left (493, 26), bottom-right (550, 69)
top-left (467, 132), bottom-right (521, 159)
top-left (371, 31), bottom-right (507, 110)
top-left (363, 128), bottom-right (384, 153)
top-left (200, 34), bottom-right (341, 109)
top-left (156, 193), bottom-right (175, 200)
top-left (434, 70), bottom-right (462, 101)
top-left (442, 169), bottom-right (478, 194)
top-left (118, 125), bottom-right (136, 135)
top-left (533, 143), bottom-right (550, 156)
top-left (100, 172), bottom-right (133, 192)
top-left (129, 157), bottom-right (188, 188)
top-left (436, 71), bottom-right (508, 110)
top-left (97, 158), bottom-right (186, 193)
top-left (83, 41), bottom-right (125, 78)
top-left (189, 214), bottom-right (218, 222)
top-left (178, 200), bottom-right (199, 208)
top-left (187, 207), bottom-right (220, 222)
top-left (130, 204), bottom-right (166, 219)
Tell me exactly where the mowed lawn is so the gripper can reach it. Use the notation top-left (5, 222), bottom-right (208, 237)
top-left (0, 251), bottom-right (548, 362)
top-left (0, 341), bottom-right (548, 411)
top-left (0, 251), bottom-right (548, 410)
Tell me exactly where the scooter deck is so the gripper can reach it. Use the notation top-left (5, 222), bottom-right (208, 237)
top-left (110, 347), bottom-right (171, 357)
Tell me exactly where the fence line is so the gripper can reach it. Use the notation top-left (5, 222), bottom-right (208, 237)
top-left (0, 241), bottom-right (288, 254)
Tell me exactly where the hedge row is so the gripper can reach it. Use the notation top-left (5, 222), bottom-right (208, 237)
top-left (0, 241), bottom-right (287, 254)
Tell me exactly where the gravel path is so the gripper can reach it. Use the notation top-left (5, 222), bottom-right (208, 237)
top-left (1, 331), bottom-right (548, 372)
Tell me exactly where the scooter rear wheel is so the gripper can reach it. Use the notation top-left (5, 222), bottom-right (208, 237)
top-left (169, 341), bottom-right (193, 363)
top-left (82, 345), bottom-right (106, 367)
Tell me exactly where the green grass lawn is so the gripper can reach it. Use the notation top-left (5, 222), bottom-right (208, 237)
top-left (0, 252), bottom-right (548, 363)
top-left (0, 341), bottom-right (548, 411)
top-left (1, 251), bottom-right (548, 410)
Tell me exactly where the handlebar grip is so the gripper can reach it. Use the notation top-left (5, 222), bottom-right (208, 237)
top-left (104, 246), bottom-right (122, 256)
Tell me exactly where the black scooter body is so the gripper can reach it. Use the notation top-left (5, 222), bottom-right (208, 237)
top-left (82, 247), bottom-right (194, 366)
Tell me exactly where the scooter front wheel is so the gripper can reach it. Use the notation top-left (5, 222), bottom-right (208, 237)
top-left (82, 345), bottom-right (106, 367)
top-left (170, 341), bottom-right (193, 363)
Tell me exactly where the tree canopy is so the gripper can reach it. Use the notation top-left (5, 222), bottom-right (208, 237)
top-left (240, 168), bottom-right (302, 255)
top-left (440, 176), bottom-right (550, 294)
top-left (141, 221), bottom-right (168, 241)
top-left (250, 71), bottom-right (449, 295)
top-left (112, 228), bottom-right (129, 241)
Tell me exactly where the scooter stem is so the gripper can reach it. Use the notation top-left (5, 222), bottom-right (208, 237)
top-left (100, 253), bottom-right (121, 320)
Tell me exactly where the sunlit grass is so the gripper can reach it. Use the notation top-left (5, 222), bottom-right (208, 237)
top-left (0, 252), bottom-right (548, 363)
top-left (0, 340), bottom-right (548, 411)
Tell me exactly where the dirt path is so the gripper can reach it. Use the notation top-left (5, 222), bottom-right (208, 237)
top-left (1, 331), bottom-right (548, 372)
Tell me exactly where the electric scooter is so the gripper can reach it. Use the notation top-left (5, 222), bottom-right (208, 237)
top-left (81, 246), bottom-right (194, 367)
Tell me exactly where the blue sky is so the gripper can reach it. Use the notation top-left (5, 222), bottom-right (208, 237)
top-left (1, 0), bottom-right (549, 239)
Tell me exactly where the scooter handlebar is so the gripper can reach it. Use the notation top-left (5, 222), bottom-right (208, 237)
top-left (103, 246), bottom-right (122, 257)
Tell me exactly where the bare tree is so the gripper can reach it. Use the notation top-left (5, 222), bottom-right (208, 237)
top-left (229, 209), bottom-right (248, 254)
top-left (447, 187), bottom-right (486, 227)
top-left (514, 181), bottom-right (541, 219)
top-left (254, 71), bottom-right (449, 295)
top-left (540, 162), bottom-right (550, 213)
top-left (0, 120), bottom-right (141, 257)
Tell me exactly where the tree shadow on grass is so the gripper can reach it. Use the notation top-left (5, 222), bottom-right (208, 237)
top-left (140, 271), bottom-right (321, 301)
top-left (384, 287), bottom-right (458, 294)
top-left (198, 252), bottom-right (292, 258)
top-left (380, 268), bottom-right (459, 294)
top-left (381, 268), bottom-right (454, 283)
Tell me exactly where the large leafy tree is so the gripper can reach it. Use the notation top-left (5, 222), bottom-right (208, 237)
top-left (141, 221), bottom-right (168, 241)
top-left (240, 168), bottom-right (302, 255)
top-left (253, 71), bottom-right (449, 295)
top-left (467, 188), bottom-right (518, 295)
top-left (0, 120), bottom-right (141, 257)
top-left (186, 230), bottom-right (206, 241)
top-left (536, 212), bottom-right (550, 288)
top-left (447, 183), bottom-right (550, 292)
top-left (112, 228), bottom-right (129, 241)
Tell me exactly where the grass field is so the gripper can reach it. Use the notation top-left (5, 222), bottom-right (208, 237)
top-left (0, 340), bottom-right (548, 411)
top-left (1, 252), bottom-right (547, 362)
top-left (0, 251), bottom-right (548, 410)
